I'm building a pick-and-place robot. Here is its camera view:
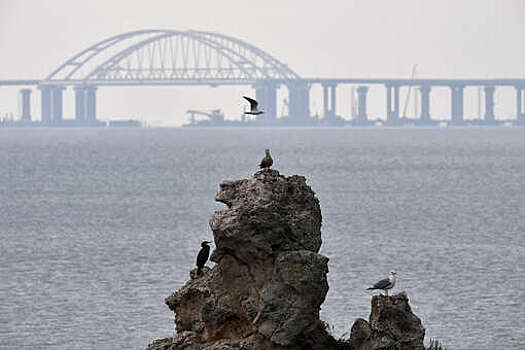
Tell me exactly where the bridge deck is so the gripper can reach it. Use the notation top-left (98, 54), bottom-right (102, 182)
top-left (1, 78), bottom-right (524, 87)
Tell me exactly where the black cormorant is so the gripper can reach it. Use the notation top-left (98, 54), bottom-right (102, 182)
top-left (259, 149), bottom-right (273, 169)
top-left (196, 241), bottom-right (211, 276)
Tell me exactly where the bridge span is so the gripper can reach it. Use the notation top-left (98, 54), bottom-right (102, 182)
top-left (1, 29), bottom-right (524, 126)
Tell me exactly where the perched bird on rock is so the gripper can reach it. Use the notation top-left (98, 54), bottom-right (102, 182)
top-left (259, 149), bottom-right (273, 169)
top-left (367, 271), bottom-right (398, 296)
top-left (196, 241), bottom-right (211, 276)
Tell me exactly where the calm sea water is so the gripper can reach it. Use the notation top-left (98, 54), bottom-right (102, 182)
top-left (1, 127), bottom-right (524, 350)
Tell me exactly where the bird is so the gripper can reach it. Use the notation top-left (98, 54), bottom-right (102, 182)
top-left (243, 96), bottom-right (264, 115)
top-left (367, 271), bottom-right (398, 296)
top-left (259, 149), bottom-right (273, 169)
top-left (196, 241), bottom-right (212, 276)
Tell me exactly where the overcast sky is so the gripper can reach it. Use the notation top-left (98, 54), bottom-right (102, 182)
top-left (1, 0), bottom-right (524, 125)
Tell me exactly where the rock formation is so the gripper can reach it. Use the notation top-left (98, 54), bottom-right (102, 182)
top-left (149, 169), bottom-right (333, 350)
top-left (146, 169), bottom-right (429, 350)
top-left (349, 293), bottom-right (425, 350)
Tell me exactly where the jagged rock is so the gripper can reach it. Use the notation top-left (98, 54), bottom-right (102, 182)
top-left (147, 169), bottom-right (330, 350)
top-left (210, 169), bottom-right (323, 264)
top-left (146, 338), bottom-right (173, 350)
top-left (147, 169), bottom-right (429, 350)
top-left (190, 267), bottom-right (212, 280)
top-left (350, 318), bottom-right (373, 350)
top-left (255, 250), bottom-right (329, 346)
top-left (350, 293), bottom-right (425, 350)
top-left (172, 332), bottom-right (200, 350)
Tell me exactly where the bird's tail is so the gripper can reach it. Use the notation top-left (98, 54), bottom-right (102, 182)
top-left (197, 267), bottom-right (202, 276)
top-left (366, 287), bottom-right (375, 290)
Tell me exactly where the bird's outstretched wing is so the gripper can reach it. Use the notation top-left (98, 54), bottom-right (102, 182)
top-left (243, 96), bottom-right (258, 110)
top-left (368, 278), bottom-right (390, 290)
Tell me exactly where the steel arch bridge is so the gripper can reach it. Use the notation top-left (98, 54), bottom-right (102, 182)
top-left (44, 29), bottom-right (300, 86)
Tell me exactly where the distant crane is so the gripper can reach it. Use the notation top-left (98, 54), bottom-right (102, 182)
top-left (402, 64), bottom-right (418, 118)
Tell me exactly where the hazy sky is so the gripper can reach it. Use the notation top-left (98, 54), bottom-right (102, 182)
top-left (1, 0), bottom-right (524, 125)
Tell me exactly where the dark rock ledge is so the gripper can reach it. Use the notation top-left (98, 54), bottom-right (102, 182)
top-left (146, 169), bottom-right (429, 350)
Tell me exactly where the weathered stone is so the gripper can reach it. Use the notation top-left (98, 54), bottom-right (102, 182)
top-left (146, 169), bottom-right (429, 350)
top-left (350, 318), bottom-right (373, 350)
top-left (170, 271), bottom-right (212, 334)
top-left (210, 169), bottom-right (323, 266)
top-left (172, 332), bottom-right (200, 350)
top-left (368, 293), bottom-right (425, 350)
top-left (146, 338), bottom-right (173, 350)
top-left (190, 266), bottom-right (212, 280)
top-left (152, 169), bottom-right (331, 349)
top-left (255, 250), bottom-right (329, 346)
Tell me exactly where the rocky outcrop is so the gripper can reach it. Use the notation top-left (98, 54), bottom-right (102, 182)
top-left (146, 169), bottom-right (430, 350)
top-left (349, 293), bottom-right (425, 350)
top-left (150, 169), bottom-right (332, 350)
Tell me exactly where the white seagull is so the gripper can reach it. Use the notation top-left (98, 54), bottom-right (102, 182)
top-left (367, 271), bottom-right (398, 296)
top-left (243, 96), bottom-right (264, 115)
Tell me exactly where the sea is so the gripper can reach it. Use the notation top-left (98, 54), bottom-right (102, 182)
top-left (1, 127), bottom-right (524, 350)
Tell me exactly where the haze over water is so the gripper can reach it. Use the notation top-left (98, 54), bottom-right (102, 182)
top-left (1, 128), bottom-right (524, 349)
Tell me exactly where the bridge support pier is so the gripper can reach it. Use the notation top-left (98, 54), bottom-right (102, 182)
top-left (86, 86), bottom-right (97, 122)
top-left (450, 86), bottom-right (464, 124)
top-left (322, 83), bottom-right (336, 120)
top-left (40, 85), bottom-right (52, 124)
top-left (330, 84), bottom-right (336, 119)
top-left (255, 81), bottom-right (277, 120)
top-left (516, 86), bottom-right (524, 123)
top-left (484, 86), bottom-right (495, 124)
top-left (74, 87), bottom-right (86, 121)
top-left (52, 86), bottom-right (65, 123)
top-left (419, 85), bottom-right (431, 123)
top-left (39, 85), bottom-right (66, 124)
top-left (287, 81), bottom-right (310, 124)
top-left (356, 86), bottom-right (368, 124)
top-left (19, 89), bottom-right (32, 122)
top-left (386, 84), bottom-right (400, 124)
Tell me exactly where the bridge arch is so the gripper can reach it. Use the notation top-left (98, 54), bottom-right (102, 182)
top-left (46, 29), bottom-right (300, 84)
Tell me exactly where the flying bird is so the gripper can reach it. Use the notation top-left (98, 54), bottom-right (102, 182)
top-left (243, 96), bottom-right (264, 115)
top-left (259, 149), bottom-right (273, 169)
top-left (367, 271), bottom-right (398, 296)
top-left (196, 241), bottom-right (212, 276)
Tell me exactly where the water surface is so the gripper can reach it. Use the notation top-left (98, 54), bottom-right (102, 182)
top-left (1, 127), bottom-right (524, 349)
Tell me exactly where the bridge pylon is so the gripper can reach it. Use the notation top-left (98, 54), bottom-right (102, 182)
top-left (286, 81), bottom-right (311, 124)
top-left (419, 85), bottom-right (431, 123)
top-left (450, 85), bottom-right (465, 124)
top-left (254, 81), bottom-right (277, 121)
top-left (484, 86), bottom-right (495, 124)
top-left (39, 85), bottom-right (66, 124)
top-left (356, 86), bottom-right (369, 124)
top-left (19, 89), bottom-right (32, 122)
top-left (386, 84), bottom-right (400, 124)
top-left (322, 83), bottom-right (337, 120)
top-left (516, 86), bottom-right (525, 123)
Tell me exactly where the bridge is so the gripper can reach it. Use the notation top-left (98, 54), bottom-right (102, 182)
top-left (2, 29), bottom-right (525, 126)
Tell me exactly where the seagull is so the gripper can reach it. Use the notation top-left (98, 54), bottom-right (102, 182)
top-left (259, 149), bottom-right (273, 169)
top-left (243, 96), bottom-right (264, 115)
top-left (367, 271), bottom-right (398, 296)
top-left (196, 241), bottom-right (212, 276)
